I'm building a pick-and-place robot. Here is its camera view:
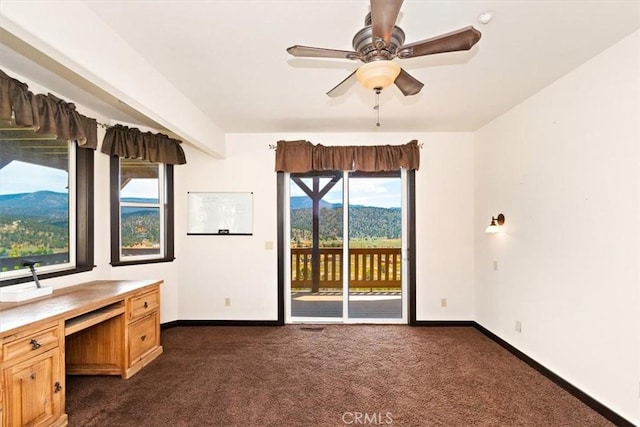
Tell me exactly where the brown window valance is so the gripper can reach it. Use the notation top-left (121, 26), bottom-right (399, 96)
top-left (101, 124), bottom-right (186, 165)
top-left (0, 69), bottom-right (97, 149)
top-left (275, 139), bottom-right (420, 173)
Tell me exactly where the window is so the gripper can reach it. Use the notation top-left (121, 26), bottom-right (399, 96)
top-left (0, 134), bottom-right (94, 286)
top-left (109, 157), bottom-right (174, 265)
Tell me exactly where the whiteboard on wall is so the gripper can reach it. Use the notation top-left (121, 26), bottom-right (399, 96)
top-left (187, 192), bottom-right (253, 235)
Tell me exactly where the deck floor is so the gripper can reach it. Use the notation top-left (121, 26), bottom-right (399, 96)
top-left (291, 291), bottom-right (402, 319)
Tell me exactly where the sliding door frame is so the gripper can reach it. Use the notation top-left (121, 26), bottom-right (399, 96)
top-left (276, 170), bottom-right (417, 325)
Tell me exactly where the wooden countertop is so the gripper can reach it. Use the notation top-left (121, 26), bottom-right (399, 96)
top-left (0, 279), bottom-right (162, 336)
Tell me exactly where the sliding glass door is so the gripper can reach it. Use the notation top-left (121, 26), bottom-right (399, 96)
top-left (346, 172), bottom-right (403, 320)
top-left (286, 170), bottom-right (407, 323)
top-left (288, 173), bottom-right (344, 319)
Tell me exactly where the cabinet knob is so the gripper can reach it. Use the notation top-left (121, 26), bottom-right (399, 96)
top-left (143, 301), bottom-right (148, 308)
top-left (30, 372), bottom-right (36, 380)
top-left (140, 335), bottom-right (147, 341)
top-left (29, 338), bottom-right (42, 350)
top-left (54, 382), bottom-right (62, 393)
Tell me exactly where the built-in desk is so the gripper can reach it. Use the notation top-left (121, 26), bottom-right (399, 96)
top-left (0, 280), bottom-right (163, 427)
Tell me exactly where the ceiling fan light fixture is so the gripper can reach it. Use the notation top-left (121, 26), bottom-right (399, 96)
top-left (355, 60), bottom-right (401, 90)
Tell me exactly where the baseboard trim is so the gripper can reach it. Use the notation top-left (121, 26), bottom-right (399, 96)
top-left (164, 320), bottom-right (475, 328)
top-left (160, 320), bottom-right (180, 330)
top-left (412, 320), bottom-right (475, 327)
top-left (472, 322), bottom-right (634, 427)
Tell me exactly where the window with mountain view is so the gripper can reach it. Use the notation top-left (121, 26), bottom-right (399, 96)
top-left (110, 157), bottom-right (174, 265)
top-left (0, 138), bottom-right (81, 284)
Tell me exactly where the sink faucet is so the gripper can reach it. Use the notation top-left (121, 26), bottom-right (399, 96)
top-left (21, 260), bottom-right (42, 288)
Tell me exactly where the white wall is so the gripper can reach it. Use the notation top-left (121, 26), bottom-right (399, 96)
top-left (176, 132), bottom-right (474, 321)
top-left (414, 133), bottom-right (474, 320)
top-left (474, 30), bottom-right (640, 423)
top-left (175, 137), bottom-right (279, 320)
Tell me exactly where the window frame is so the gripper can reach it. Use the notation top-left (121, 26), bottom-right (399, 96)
top-left (109, 156), bottom-right (175, 266)
top-left (0, 141), bottom-right (95, 287)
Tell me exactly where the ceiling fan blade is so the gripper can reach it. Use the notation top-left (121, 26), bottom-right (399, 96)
top-left (326, 70), bottom-right (357, 97)
top-left (394, 69), bottom-right (424, 96)
top-left (396, 26), bottom-right (481, 59)
top-left (287, 45), bottom-right (362, 60)
top-left (370, 0), bottom-right (404, 48)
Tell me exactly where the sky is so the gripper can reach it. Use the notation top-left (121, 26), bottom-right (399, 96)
top-left (0, 161), bottom-right (68, 194)
top-left (290, 177), bottom-right (401, 208)
top-left (120, 179), bottom-right (159, 199)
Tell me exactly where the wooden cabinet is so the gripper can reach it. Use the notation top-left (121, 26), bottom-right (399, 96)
top-left (124, 287), bottom-right (162, 379)
top-left (64, 286), bottom-right (163, 380)
top-left (0, 280), bottom-right (163, 427)
top-left (1, 322), bottom-right (65, 427)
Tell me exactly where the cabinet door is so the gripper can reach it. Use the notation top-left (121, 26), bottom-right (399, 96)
top-left (3, 348), bottom-right (62, 427)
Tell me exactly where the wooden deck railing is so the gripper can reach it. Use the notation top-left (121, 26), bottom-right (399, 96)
top-left (291, 247), bottom-right (401, 290)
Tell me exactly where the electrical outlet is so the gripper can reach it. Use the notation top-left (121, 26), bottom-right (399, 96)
top-left (440, 298), bottom-right (447, 307)
top-left (225, 297), bottom-right (231, 307)
top-left (515, 320), bottom-right (522, 333)
top-left (264, 241), bottom-right (274, 250)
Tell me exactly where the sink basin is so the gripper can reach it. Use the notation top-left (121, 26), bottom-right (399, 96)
top-left (0, 284), bottom-right (53, 302)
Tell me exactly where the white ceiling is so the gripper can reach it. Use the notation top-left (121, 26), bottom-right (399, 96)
top-left (2, 1), bottom-right (640, 134)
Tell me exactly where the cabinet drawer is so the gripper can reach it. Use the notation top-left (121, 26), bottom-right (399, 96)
top-left (128, 312), bottom-right (159, 363)
top-left (2, 325), bottom-right (60, 363)
top-left (129, 288), bottom-right (160, 320)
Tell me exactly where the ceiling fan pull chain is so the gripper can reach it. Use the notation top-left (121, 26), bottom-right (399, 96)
top-left (374, 87), bottom-right (381, 127)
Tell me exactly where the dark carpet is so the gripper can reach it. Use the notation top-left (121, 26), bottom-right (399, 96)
top-left (65, 325), bottom-right (612, 426)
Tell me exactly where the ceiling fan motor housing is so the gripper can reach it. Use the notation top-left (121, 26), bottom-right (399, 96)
top-left (353, 20), bottom-right (406, 62)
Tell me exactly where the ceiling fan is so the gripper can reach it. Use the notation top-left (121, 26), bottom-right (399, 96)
top-left (286, 0), bottom-right (481, 97)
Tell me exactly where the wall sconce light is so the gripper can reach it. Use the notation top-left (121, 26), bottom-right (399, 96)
top-left (485, 213), bottom-right (505, 234)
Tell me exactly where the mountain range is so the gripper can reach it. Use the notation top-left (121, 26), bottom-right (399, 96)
top-left (289, 196), bottom-right (401, 240)
top-left (0, 191), bottom-right (68, 219)
top-left (289, 196), bottom-right (338, 210)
